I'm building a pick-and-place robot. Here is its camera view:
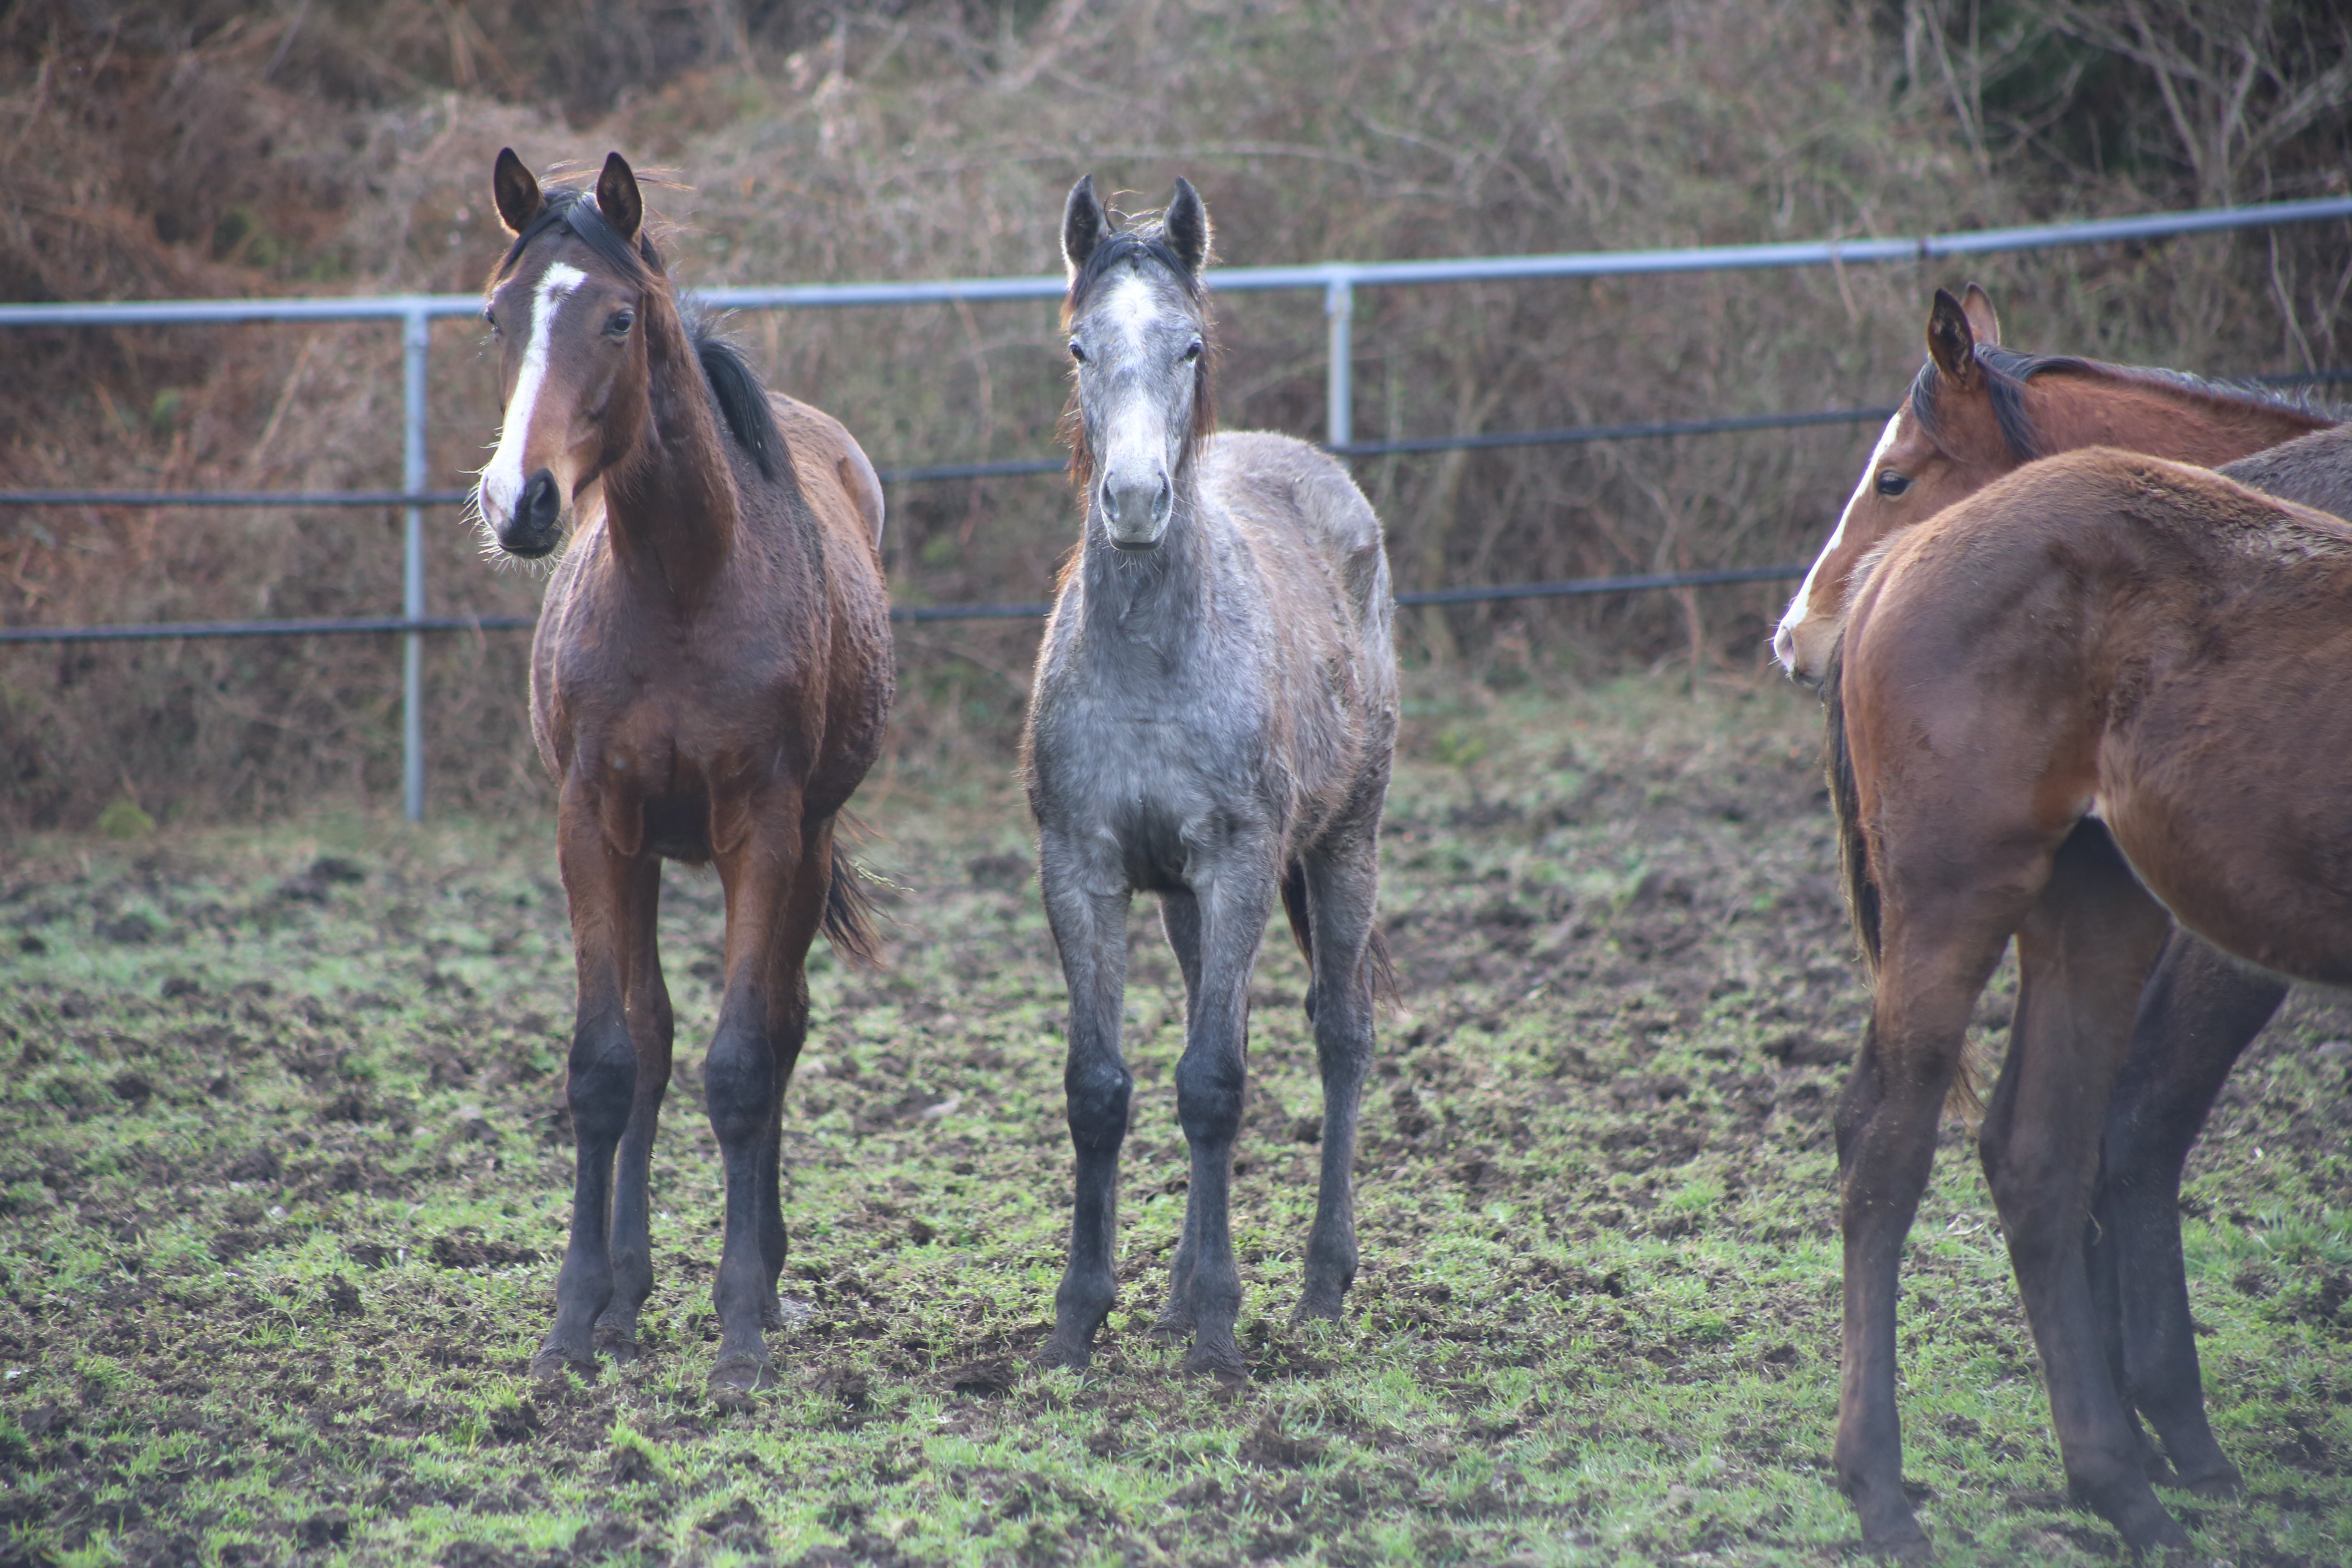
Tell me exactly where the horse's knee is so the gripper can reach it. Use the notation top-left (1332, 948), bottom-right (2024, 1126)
top-left (704, 1019), bottom-right (775, 1145)
top-left (1065, 1063), bottom-right (1132, 1156)
top-left (1175, 1055), bottom-right (1243, 1146)
top-left (567, 1013), bottom-right (637, 1144)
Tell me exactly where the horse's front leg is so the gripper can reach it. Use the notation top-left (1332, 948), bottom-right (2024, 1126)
top-left (704, 804), bottom-right (827, 1393)
top-left (2094, 931), bottom-right (2278, 1497)
top-left (534, 786), bottom-right (658, 1381)
top-left (597, 854), bottom-right (673, 1361)
top-left (1981, 824), bottom-right (2188, 1552)
top-left (1169, 851), bottom-right (1276, 1380)
top-left (1151, 889), bottom-right (1206, 1339)
top-left (1038, 828), bottom-right (1134, 1370)
top-left (1833, 900), bottom-right (2016, 1555)
top-left (1295, 838), bottom-right (1379, 1321)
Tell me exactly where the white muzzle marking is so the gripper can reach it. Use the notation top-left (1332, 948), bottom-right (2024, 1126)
top-left (1774, 412), bottom-right (1902, 677)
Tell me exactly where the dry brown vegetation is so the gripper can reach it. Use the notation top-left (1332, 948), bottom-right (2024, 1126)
top-left (2, 0), bottom-right (2348, 829)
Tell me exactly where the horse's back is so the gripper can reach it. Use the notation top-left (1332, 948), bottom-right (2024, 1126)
top-left (768, 391), bottom-right (887, 553)
top-left (2217, 423), bottom-right (2352, 521)
top-left (1204, 430), bottom-right (1391, 638)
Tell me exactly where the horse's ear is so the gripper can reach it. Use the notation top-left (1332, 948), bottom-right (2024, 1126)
top-left (596, 152), bottom-right (643, 243)
top-left (492, 147), bottom-right (541, 235)
top-left (1960, 283), bottom-right (2001, 347)
top-left (1927, 287), bottom-right (1981, 387)
top-left (1165, 178), bottom-right (1211, 277)
top-left (1062, 174), bottom-right (1108, 281)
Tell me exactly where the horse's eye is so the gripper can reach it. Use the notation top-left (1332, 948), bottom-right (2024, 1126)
top-left (606, 309), bottom-right (635, 336)
top-left (1183, 339), bottom-right (1203, 363)
top-left (1068, 339), bottom-right (1087, 364)
top-left (484, 308), bottom-right (499, 333)
top-left (1876, 471), bottom-right (1911, 498)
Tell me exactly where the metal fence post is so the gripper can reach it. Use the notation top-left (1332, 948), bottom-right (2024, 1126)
top-left (1324, 273), bottom-right (1354, 452)
top-left (401, 311), bottom-right (429, 823)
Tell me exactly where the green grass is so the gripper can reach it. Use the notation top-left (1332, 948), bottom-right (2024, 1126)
top-left (2, 670), bottom-right (2349, 1566)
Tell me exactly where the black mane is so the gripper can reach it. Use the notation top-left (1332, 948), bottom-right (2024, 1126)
top-left (1912, 343), bottom-right (2338, 462)
top-left (684, 306), bottom-right (783, 484)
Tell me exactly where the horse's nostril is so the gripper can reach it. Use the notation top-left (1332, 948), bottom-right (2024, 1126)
top-left (522, 469), bottom-right (561, 530)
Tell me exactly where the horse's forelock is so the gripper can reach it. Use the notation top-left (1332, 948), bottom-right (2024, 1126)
top-left (494, 187), bottom-right (659, 292)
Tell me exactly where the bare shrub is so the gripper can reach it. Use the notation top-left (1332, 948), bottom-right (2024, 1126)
top-left (1, 0), bottom-right (2345, 827)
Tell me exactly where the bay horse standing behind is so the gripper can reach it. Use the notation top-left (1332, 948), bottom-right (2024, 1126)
top-left (475, 150), bottom-right (892, 1394)
top-left (1831, 428), bottom-right (2352, 1555)
top-left (1023, 177), bottom-right (1398, 1379)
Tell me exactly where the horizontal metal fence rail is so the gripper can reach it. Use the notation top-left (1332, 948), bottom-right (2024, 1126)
top-left (6, 193), bottom-right (2350, 818)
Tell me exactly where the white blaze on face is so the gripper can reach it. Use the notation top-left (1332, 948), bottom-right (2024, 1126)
top-left (479, 261), bottom-right (588, 526)
top-left (1773, 412), bottom-right (1902, 675)
top-left (1094, 270), bottom-right (1175, 497)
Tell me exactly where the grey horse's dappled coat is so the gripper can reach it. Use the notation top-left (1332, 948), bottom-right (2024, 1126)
top-left (1022, 176), bottom-right (1398, 1379)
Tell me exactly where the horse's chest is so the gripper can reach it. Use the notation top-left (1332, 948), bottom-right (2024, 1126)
top-left (1035, 702), bottom-right (1271, 888)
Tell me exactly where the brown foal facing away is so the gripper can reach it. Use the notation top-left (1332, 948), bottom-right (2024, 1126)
top-left (1773, 286), bottom-right (2338, 1552)
top-left (1831, 430), bottom-right (2352, 1555)
top-left (474, 149), bottom-right (892, 1394)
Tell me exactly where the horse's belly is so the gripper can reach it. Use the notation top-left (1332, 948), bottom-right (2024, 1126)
top-left (2102, 770), bottom-right (2352, 987)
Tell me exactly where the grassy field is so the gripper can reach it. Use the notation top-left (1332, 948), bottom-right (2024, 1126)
top-left (2, 670), bottom-right (2350, 1567)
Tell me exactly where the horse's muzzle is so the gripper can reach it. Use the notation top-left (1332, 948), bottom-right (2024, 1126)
top-left (1101, 472), bottom-right (1172, 550)
top-left (497, 468), bottom-right (565, 559)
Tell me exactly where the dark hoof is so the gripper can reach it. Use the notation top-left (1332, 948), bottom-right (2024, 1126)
top-left (1181, 1340), bottom-right (1250, 1384)
top-left (1290, 1292), bottom-right (1345, 1325)
top-left (2164, 1461), bottom-right (2244, 1500)
top-left (529, 1344), bottom-right (597, 1384)
top-left (592, 1323), bottom-right (640, 1363)
top-left (1857, 1510), bottom-right (1929, 1563)
top-left (708, 1353), bottom-right (776, 1398)
top-left (1038, 1334), bottom-right (1093, 1372)
top-left (1147, 1312), bottom-right (1195, 1343)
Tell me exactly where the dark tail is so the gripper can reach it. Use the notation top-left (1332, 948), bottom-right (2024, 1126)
top-left (1824, 645), bottom-right (1882, 980)
top-left (822, 829), bottom-right (884, 970)
top-left (1281, 859), bottom-right (1401, 1015)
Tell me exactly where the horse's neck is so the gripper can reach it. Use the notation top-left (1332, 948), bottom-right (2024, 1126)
top-left (604, 303), bottom-right (739, 600)
top-left (1075, 484), bottom-right (1216, 658)
top-left (2036, 369), bottom-right (2328, 461)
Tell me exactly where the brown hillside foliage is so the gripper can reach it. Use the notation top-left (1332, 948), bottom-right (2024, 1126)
top-left (1, 0), bottom-right (2346, 829)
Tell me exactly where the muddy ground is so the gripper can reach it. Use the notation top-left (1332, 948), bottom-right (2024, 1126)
top-left (2, 671), bottom-right (2348, 1566)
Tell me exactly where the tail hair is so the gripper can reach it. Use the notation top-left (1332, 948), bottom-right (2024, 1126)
top-left (823, 833), bottom-right (884, 970)
top-left (1280, 860), bottom-right (1402, 1012)
top-left (1824, 644), bottom-right (1882, 980)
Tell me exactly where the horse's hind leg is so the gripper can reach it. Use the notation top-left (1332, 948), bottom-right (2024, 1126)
top-left (1295, 840), bottom-right (1378, 1322)
top-left (1039, 827), bottom-right (1135, 1371)
top-left (704, 805), bottom-right (828, 1393)
top-left (1835, 891), bottom-right (2020, 1554)
top-left (2092, 933), bottom-right (2277, 1497)
top-left (1980, 824), bottom-right (2187, 1552)
top-left (596, 855), bottom-right (674, 1361)
top-left (535, 791), bottom-right (657, 1381)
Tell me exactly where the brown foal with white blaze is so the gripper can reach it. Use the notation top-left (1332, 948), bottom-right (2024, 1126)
top-left (1773, 283), bottom-right (2330, 685)
top-left (476, 149), bottom-right (892, 1394)
top-left (1832, 431), bottom-right (2352, 1555)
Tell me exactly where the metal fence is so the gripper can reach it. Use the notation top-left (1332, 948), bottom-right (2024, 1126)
top-left (5, 193), bottom-right (2351, 820)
